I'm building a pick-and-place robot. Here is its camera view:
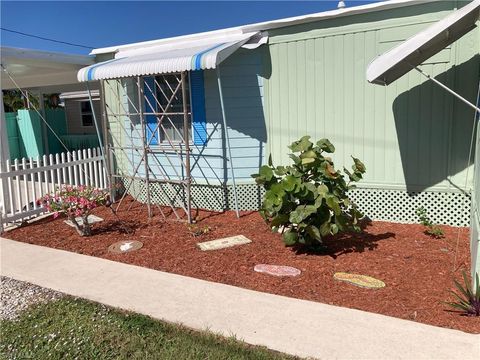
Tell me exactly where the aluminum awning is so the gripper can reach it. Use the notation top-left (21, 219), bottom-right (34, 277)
top-left (367, 0), bottom-right (480, 85)
top-left (77, 32), bottom-right (265, 82)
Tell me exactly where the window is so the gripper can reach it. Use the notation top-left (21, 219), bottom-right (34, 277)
top-left (144, 72), bottom-right (207, 146)
top-left (80, 100), bottom-right (93, 127)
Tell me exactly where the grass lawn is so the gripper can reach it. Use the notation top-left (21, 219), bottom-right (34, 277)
top-left (0, 297), bottom-right (294, 360)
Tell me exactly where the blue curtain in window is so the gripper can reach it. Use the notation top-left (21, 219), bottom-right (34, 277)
top-left (143, 77), bottom-right (158, 145)
top-left (190, 70), bottom-right (207, 145)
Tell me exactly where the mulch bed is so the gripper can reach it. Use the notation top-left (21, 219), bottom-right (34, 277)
top-left (4, 198), bottom-right (479, 333)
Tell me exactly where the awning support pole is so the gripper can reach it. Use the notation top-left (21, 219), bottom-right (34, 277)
top-left (86, 82), bottom-right (105, 155)
top-left (181, 71), bottom-right (192, 224)
top-left (216, 67), bottom-right (240, 218)
top-left (414, 66), bottom-right (480, 113)
top-left (0, 92), bottom-right (11, 222)
top-left (137, 76), bottom-right (152, 219)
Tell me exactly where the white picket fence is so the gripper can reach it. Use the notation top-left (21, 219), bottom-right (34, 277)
top-left (0, 147), bottom-right (107, 231)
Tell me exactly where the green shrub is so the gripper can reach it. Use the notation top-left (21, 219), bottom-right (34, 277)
top-left (252, 136), bottom-right (366, 247)
top-left (415, 206), bottom-right (444, 238)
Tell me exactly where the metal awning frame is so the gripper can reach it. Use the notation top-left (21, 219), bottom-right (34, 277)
top-left (95, 66), bottom-right (240, 223)
top-left (412, 65), bottom-right (480, 114)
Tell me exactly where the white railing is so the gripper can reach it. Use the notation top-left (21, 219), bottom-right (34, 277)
top-left (0, 147), bottom-right (106, 231)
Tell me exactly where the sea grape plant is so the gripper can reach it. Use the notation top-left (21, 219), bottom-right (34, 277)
top-left (39, 185), bottom-right (110, 236)
top-left (252, 136), bottom-right (366, 247)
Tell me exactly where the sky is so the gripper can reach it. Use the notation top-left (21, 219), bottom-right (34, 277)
top-left (0, 1), bottom-right (377, 55)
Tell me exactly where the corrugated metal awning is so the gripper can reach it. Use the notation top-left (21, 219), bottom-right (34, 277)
top-left (78, 32), bottom-right (264, 82)
top-left (366, 0), bottom-right (480, 85)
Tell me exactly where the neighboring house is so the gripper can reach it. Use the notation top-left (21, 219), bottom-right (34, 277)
top-left (77, 0), bottom-right (479, 230)
top-left (59, 91), bottom-right (102, 150)
top-left (0, 46), bottom-right (100, 160)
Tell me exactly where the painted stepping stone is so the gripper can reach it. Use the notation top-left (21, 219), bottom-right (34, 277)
top-left (64, 215), bottom-right (104, 228)
top-left (254, 264), bottom-right (301, 277)
top-left (108, 240), bottom-right (143, 254)
top-left (333, 272), bottom-right (385, 289)
top-left (197, 235), bottom-right (251, 251)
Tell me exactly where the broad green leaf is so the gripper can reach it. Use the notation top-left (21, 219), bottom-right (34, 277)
top-left (289, 136), bottom-right (312, 153)
top-left (326, 196), bottom-right (341, 216)
top-left (352, 156), bottom-right (366, 173)
top-left (283, 231), bottom-right (298, 246)
top-left (301, 157), bottom-right (316, 165)
top-left (282, 175), bottom-right (298, 192)
top-left (259, 165), bottom-right (274, 181)
top-left (317, 184), bottom-right (329, 196)
top-left (317, 138), bottom-right (335, 153)
top-left (289, 205), bottom-right (317, 223)
top-left (306, 225), bottom-right (321, 241)
top-left (271, 213), bottom-right (289, 227)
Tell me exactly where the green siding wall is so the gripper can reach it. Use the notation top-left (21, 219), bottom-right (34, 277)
top-left (264, 0), bottom-right (480, 194)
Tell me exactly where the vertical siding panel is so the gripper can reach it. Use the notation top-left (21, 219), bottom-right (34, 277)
top-left (363, 31), bottom-right (376, 184)
top-left (353, 32), bottom-right (365, 161)
top-left (296, 40), bottom-right (306, 140)
top-left (343, 33), bottom-right (355, 166)
top-left (314, 37), bottom-right (325, 138)
top-left (305, 39), bottom-right (316, 138)
top-left (324, 36), bottom-right (335, 141)
top-left (287, 41), bottom-right (298, 144)
top-left (278, 42), bottom-right (289, 161)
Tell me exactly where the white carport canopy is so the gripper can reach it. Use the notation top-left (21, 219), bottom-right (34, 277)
top-left (77, 32), bottom-right (264, 82)
top-left (1, 47), bottom-right (94, 90)
top-left (367, 0), bottom-right (480, 87)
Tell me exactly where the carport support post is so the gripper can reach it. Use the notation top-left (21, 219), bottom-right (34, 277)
top-left (38, 93), bottom-right (49, 155)
top-left (216, 67), bottom-right (240, 218)
top-left (137, 76), bottom-right (152, 219)
top-left (86, 82), bottom-right (104, 156)
top-left (100, 80), bottom-right (114, 199)
top-left (0, 92), bottom-right (11, 227)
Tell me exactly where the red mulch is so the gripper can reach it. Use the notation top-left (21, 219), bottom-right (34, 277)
top-left (5, 198), bottom-right (479, 333)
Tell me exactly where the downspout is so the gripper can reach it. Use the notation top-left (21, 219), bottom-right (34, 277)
top-left (216, 67), bottom-right (240, 218)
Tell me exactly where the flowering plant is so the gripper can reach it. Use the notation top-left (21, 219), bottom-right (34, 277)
top-left (39, 185), bottom-right (111, 236)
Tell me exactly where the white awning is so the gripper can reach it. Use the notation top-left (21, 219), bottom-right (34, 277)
top-left (1, 46), bottom-right (94, 90)
top-left (77, 32), bottom-right (265, 82)
top-left (367, 0), bottom-right (480, 85)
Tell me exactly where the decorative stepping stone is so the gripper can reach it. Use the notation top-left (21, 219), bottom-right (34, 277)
top-left (197, 235), bottom-right (251, 251)
top-left (254, 264), bottom-right (301, 277)
top-left (108, 240), bottom-right (143, 254)
top-left (333, 272), bottom-right (385, 289)
top-left (64, 215), bottom-right (104, 228)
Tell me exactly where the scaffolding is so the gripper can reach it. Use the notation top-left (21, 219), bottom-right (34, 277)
top-left (93, 70), bottom-right (240, 223)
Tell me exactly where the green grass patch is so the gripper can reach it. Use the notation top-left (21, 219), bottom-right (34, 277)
top-left (1, 297), bottom-right (295, 360)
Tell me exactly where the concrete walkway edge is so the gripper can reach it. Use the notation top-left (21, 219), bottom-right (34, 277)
top-left (1, 237), bottom-right (479, 360)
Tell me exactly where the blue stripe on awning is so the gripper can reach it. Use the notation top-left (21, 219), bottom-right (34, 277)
top-left (86, 58), bottom-right (121, 81)
top-left (192, 43), bottom-right (226, 71)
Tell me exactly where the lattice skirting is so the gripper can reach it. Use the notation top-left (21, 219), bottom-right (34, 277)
top-left (118, 178), bottom-right (471, 227)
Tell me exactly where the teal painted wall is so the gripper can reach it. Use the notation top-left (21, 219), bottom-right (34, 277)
top-left (264, 0), bottom-right (479, 194)
top-left (5, 112), bottom-right (20, 160)
top-left (45, 109), bottom-right (67, 154)
top-left (17, 110), bottom-right (44, 158)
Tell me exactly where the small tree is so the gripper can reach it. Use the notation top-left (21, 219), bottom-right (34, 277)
top-left (40, 185), bottom-right (110, 236)
top-left (252, 136), bottom-right (366, 247)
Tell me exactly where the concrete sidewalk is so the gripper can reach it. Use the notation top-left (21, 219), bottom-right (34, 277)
top-left (1, 237), bottom-right (479, 360)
